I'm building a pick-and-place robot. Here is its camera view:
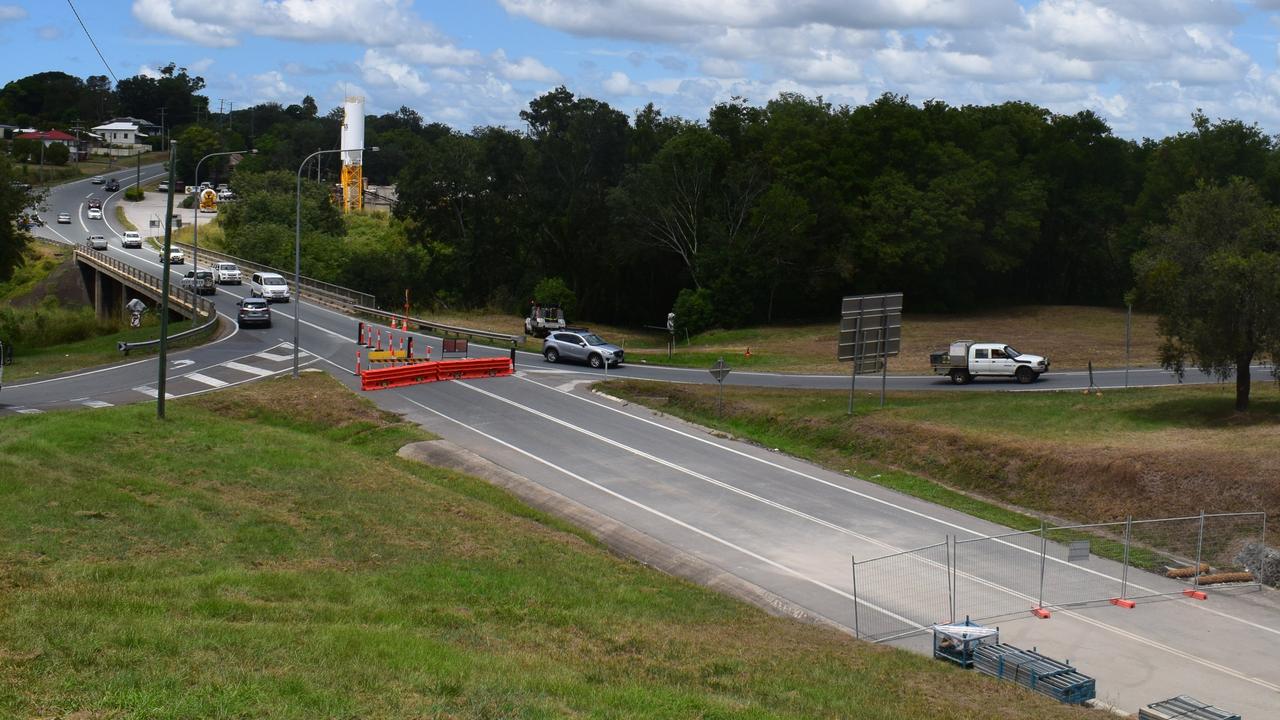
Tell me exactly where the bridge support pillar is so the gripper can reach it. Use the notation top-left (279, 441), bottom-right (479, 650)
top-left (93, 270), bottom-right (105, 320)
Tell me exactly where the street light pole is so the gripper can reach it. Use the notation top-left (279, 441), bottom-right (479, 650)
top-left (156, 141), bottom-right (179, 419)
top-left (293, 146), bottom-right (377, 378)
top-left (193, 149), bottom-right (254, 273)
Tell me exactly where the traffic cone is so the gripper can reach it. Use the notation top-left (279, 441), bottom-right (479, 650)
top-left (745, 346), bottom-right (752, 358)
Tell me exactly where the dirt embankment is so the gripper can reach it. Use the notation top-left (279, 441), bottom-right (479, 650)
top-left (851, 416), bottom-right (1280, 526)
top-left (6, 254), bottom-right (90, 308)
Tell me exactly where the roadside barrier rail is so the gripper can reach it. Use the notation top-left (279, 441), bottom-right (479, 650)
top-left (353, 305), bottom-right (522, 362)
top-left (169, 240), bottom-right (375, 311)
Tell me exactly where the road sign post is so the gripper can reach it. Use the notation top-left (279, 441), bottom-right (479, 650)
top-left (838, 292), bottom-right (903, 414)
top-left (709, 356), bottom-right (731, 416)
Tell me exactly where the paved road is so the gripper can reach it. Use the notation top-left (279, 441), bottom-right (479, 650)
top-left (6, 170), bottom-right (1279, 716)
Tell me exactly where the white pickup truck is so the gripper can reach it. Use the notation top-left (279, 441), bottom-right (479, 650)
top-left (930, 340), bottom-right (1050, 384)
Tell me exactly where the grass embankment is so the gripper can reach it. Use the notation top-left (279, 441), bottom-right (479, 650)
top-left (0, 242), bottom-right (211, 381)
top-left (114, 205), bottom-right (137, 231)
top-left (0, 374), bottom-right (1098, 720)
top-left (1, 315), bottom-right (199, 381)
top-left (605, 381), bottom-right (1280, 555)
top-left (432, 306), bottom-right (1162, 373)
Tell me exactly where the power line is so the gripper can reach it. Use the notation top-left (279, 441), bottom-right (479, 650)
top-left (66, 0), bottom-right (118, 83)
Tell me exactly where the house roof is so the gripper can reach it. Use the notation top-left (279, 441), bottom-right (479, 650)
top-left (15, 130), bottom-right (77, 142)
top-left (93, 122), bottom-right (141, 132)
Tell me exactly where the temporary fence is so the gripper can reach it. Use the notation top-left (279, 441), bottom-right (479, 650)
top-left (851, 511), bottom-right (1266, 642)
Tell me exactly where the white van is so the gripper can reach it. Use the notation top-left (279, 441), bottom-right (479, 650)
top-left (250, 272), bottom-right (290, 302)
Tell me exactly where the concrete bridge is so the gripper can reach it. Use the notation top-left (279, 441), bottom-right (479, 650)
top-left (74, 246), bottom-right (215, 326)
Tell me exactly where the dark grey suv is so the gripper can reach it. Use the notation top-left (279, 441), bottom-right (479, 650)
top-left (542, 330), bottom-right (624, 368)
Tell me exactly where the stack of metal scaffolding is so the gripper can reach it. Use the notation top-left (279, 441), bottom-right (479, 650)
top-left (972, 643), bottom-right (1096, 705)
top-left (1139, 695), bottom-right (1239, 720)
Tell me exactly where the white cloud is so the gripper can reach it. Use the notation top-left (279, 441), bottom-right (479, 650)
top-left (360, 49), bottom-right (430, 96)
top-left (396, 42), bottom-right (483, 66)
top-left (0, 4), bottom-right (27, 21)
top-left (251, 70), bottom-right (302, 103)
top-left (188, 57), bottom-right (215, 73)
top-left (602, 70), bottom-right (645, 95)
top-left (492, 49), bottom-right (562, 82)
top-left (133, 0), bottom-right (429, 46)
top-left (37, 25), bottom-right (62, 40)
top-left (699, 57), bottom-right (743, 78)
top-left (131, 0), bottom-right (238, 47)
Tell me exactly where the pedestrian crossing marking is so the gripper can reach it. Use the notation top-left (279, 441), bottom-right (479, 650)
top-left (185, 372), bottom-right (229, 388)
top-left (223, 361), bottom-right (275, 377)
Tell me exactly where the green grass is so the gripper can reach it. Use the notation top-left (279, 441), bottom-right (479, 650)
top-left (0, 374), bottom-right (1099, 720)
top-left (2, 316), bottom-right (203, 381)
top-left (603, 380), bottom-right (1279, 566)
top-left (434, 305), bottom-right (1164, 374)
top-left (0, 243), bottom-right (69, 301)
top-left (115, 205), bottom-right (137, 231)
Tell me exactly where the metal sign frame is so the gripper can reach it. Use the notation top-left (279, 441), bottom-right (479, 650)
top-left (838, 292), bottom-right (903, 412)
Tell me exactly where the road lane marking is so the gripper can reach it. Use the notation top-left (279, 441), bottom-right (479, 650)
top-left (523, 376), bottom-right (1280, 625)
top-left (223, 361), bottom-right (274, 377)
top-left (132, 386), bottom-right (174, 399)
top-left (395, 393), bottom-right (913, 634)
top-left (81, 400), bottom-right (113, 408)
top-left (184, 372), bottom-right (228, 388)
top-left (255, 351), bottom-right (294, 362)
top-left (16, 408), bottom-right (43, 414)
top-left (455, 380), bottom-right (1280, 692)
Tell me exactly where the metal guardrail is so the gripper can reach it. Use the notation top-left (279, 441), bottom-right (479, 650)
top-left (353, 305), bottom-right (523, 350)
top-left (169, 240), bottom-right (375, 310)
top-left (72, 247), bottom-right (220, 354)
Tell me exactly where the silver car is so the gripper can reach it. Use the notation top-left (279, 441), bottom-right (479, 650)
top-left (542, 330), bottom-right (624, 368)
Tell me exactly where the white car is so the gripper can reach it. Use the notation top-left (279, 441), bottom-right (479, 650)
top-left (86, 207), bottom-right (103, 220)
top-left (121, 231), bottom-right (142, 248)
top-left (56, 212), bottom-right (71, 224)
top-left (250, 271), bottom-right (290, 302)
top-left (157, 181), bottom-right (169, 192)
top-left (86, 235), bottom-right (108, 250)
top-left (159, 247), bottom-right (185, 265)
top-left (212, 262), bottom-right (242, 285)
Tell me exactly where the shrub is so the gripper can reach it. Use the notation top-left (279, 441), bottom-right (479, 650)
top-left (672, 287), bottom-right (716, 336)
top-left (531, 276), bottom-right (577, 319)
top-left (0, 306), bottom-right (116, 349)
top-left (44, 143), bottom-right (69, 166)
top-left (124, 186), bottom-right (144, 202)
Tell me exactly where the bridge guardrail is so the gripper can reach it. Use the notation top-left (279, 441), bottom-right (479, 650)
top-left (169, 241), bottom-right (375, 311)
top-left (73, 246), bottom-right (220, 354)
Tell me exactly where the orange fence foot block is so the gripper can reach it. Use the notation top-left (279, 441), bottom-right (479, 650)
top-left (1182, 589), bottom-right (1208, 601)
top-left (1110, 598), bottom-right (1136, 609)
top-left (1031, 607), bottom-right (1051, 619)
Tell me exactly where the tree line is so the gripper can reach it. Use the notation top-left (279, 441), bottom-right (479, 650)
top-left (3, 72), bottom-right (1279, 329)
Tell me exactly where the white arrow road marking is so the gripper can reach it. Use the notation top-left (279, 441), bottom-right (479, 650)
top-left (172, 359), bottom-right (195, 368)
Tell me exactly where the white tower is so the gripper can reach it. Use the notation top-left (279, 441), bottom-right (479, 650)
top-left (340, 96), bottom-right (365, 212)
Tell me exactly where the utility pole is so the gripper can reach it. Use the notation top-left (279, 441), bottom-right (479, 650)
top-left (227, 101), bottom-right (233, 130)
top-left (158, 107), bottom-right (167, 148)
top-left (70, 120), bottom-right (84, 164)
top-left (156, 141), bottom-right (179, 419)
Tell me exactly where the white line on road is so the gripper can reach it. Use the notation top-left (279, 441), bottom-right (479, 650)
top-left (132, 386), bottom-right (174, 399)
top-left (223, 361), bottom-right (274, 377)
top-left (184, 372), bottom-right (229, 388)
top-left (255, 351), bottom-right (294, 362)
top-left (455, 379), bottom-right (1280, 693)
top-left (395, 393), bottom-right (915, 633)
top-left (81, 400), bottom-right (113, 408)
top-left (525, 375), bottom-right (1280, 638)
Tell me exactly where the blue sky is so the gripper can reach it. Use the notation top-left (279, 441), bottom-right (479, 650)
top-left (3, 1), bottom-right (1280, 139)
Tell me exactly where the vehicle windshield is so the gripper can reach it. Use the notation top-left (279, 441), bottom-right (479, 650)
top-left (264, 277), bottom-right (285, 285)
top-left (218, 263), bottom-right (235, 270)
top-left (583, 334), bottom-right (607, 345)
top-left (1004, 346), bottom-right (1020, 358)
